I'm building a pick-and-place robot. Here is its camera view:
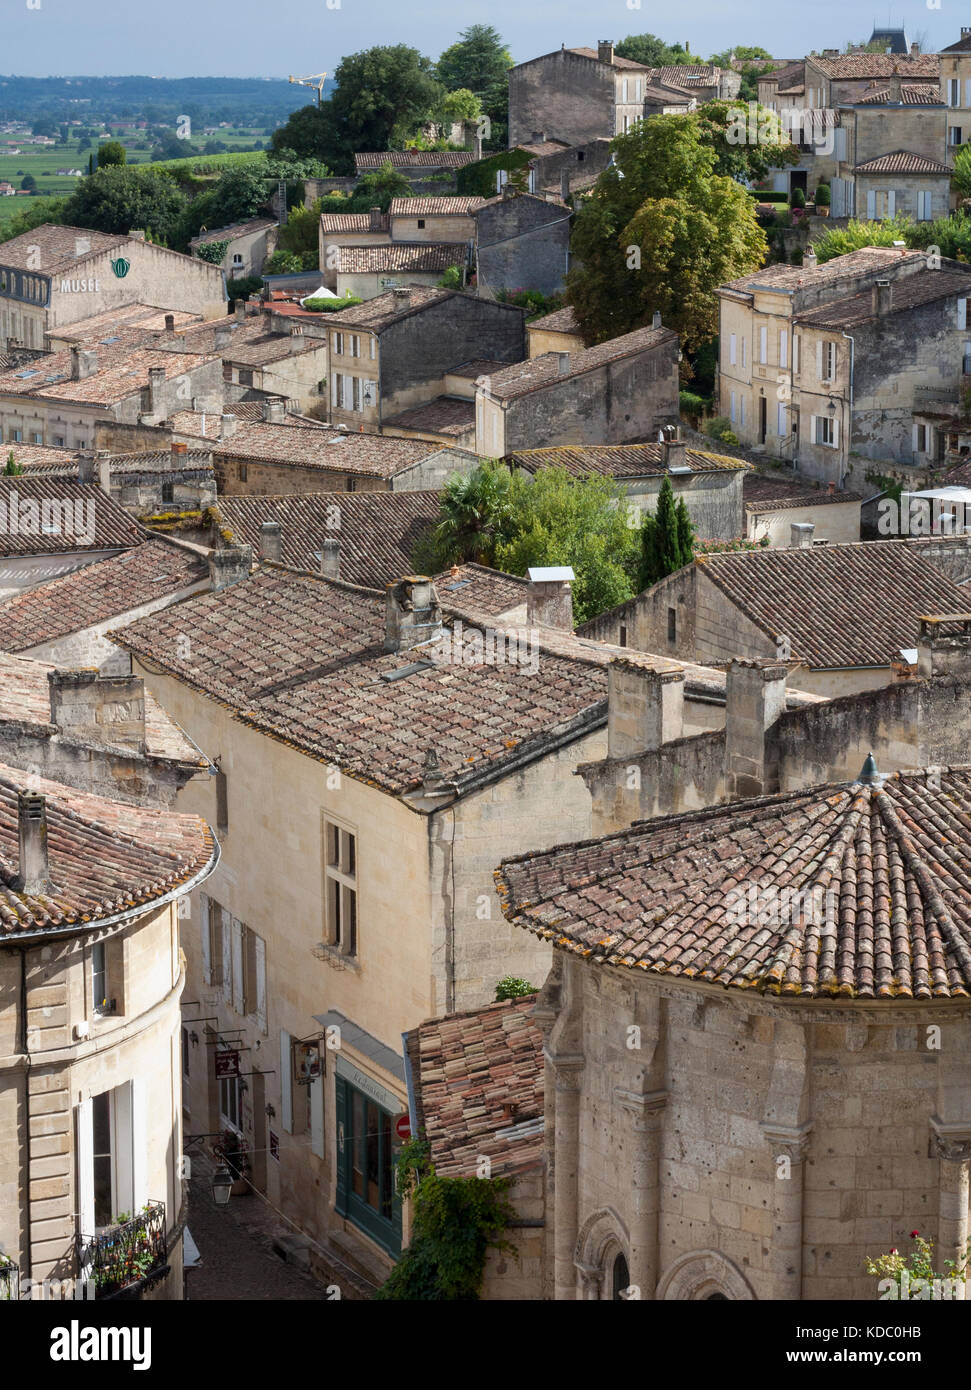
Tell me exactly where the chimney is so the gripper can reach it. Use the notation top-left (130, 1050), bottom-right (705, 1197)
top-left (790, 521), bottom-right (815, 548)
top-left (607, 661), bottom-right (684, 758)
top-left (871, 278), bottom-right (893, 315)
top-left (556, 351), bottom-right (571, 376)
top-left (598, 40), bottom-right (614, 65)
top-left (917, 614), bottom-right (971, 678)
top-left (16, 791), bottom-right (51, 896)
top-left (827, 480), bottom-right (836, 495)
top-left (526, 565), bottom-right (574, 630)
top-left (48, 669), bottom-right (146, 752)
top-left (70, 346), bottom-right (98, 381)
top-left (213, 322), bottom-right (233, 350)
top-left (661, 430), bottom-right (688, 472)
top-left (368, 205), bottom-right (383, 232)
top-left (889, 72), bottom-right (903, 103)
top-left (259, 520), bottom-right (282, 563)
top-left (652, 310), bottom-right (662, 329)
top-left (320, 537), bottom-right (340, 579)
top-left (724, 659), bottom-right (788, 799)
top-left (288, 326), bottom-right (305, 354)
top-left (911, 41), bottom-right (921, 55)
top-left (164, 313), bottom-right (175, 334)
top-left (219, 413), bottom-right (237, 439)
top-left (170, 441), bottom-right (188, 470)
top-left (148, 366), bottom-right (166, 413)
top-left (803, 247), bottom-right (817, 271)
top-left (234, 298), bottom-right (247, 323)
top-left (262, 398), bottom-right (285, 424)
top-left (473, 133), bottom-right (483, 161)
top-left (392, 287), bottom-right (412, 309)
top-left (501, 181), bottom-right (517, 200)
top-left (384, 576), bottom-right (443, 652)
top-left (208, 545), bottom-right (252, 591)
top-left (531, 130), bottom-right (547, 144)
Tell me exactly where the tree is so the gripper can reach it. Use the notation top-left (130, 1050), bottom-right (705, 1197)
top-left (414, 461), bottom-right (513, 569)
top-left (437, 24), bottom-right (512, 95)
top-left (20, 175), bottom-right (36, 192)
top-left (953, 144), bottom-right (971, 200)
top-left (0, 196), bottom-right (69, 243)
top-left (440, 89), bottom-right (482, 125)
top-left (277, 199), bottom-right (323, 258)
top-left (566, 115), bottom-right (767, 354)
top-left (62, 166), bottom-right (186, 244)
top-left (811, 215), bottom-right (913, 263)
top-left (270, 104), bottom-right (343, 168)
top-left (4, 451), bottom-right (23, 476)
top-left (97, 140), bottom-right (127, 169)
top-left (348, 162), bottom-right (413, 212)
top-left (615, 35), bottom-right (703, 67)
top-left (696, 99), bottom-right (800, 184)
top-left (31, 117), bottom-right (56, 137)
top-left (709, 45), bottom-right (773, 66)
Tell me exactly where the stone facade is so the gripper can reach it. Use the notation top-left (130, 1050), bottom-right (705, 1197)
top-left (473, 191), bottom-right (572, 298)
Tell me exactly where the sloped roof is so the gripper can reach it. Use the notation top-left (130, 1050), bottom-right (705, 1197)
top-left (795, 268), bottom-right (971, 329)
top-left (337, 243), bottom-right (467, 274)
top-left (496, 765), bottom-right (971, 1000)
top-left (433, 563), bottom-right (528, 618)
top-left (0, 223), bottom-right (127, 273)
top-left (388, 197), bottom-right (485, 216)
top-left (482, 325), bottom-right (676, 401)
top-left (719, 246), bottom-right (923, 298)
top-left (354, 151), bottom-right (476, 169)
top-left (320, 211), bottom-right (389, 234)
top-left (510, 443), bottom-right (746, 479)
top-left (809, 53), bottom-right (940, 78)
top-left (854, 83), bottom-right (943, 104)
top-left (852, 150), bottom-right (953, 175)
top-left (212, 422), bottom-right (434, 478)
top-left (190, 217), bottom-right (276, 246)
top-left (527, 305), bottom-right (580, 335)
top-left (381, 395), bottom-right (475, 438)
top-left (0, 478), bottom-right (144, 557)
top-left (0, 345), bottom-right (217, 407)
top-left (743, 473), bottom-right (863, 513)
top-left (697, 540), bottom-right (966, 668)
top-left (406, 996), bottom-right (544, 1177)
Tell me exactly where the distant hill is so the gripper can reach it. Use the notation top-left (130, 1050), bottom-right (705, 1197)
top-left (0, 75), bottom-right (336, 128)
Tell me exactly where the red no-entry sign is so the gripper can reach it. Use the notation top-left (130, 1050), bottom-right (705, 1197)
top-left (395, 1113), bottom-right (411, 1141)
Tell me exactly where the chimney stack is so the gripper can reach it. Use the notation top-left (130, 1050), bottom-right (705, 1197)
top-left (803, 247), bottom-right (817, 271)
top-left (790, 521), bottom-right (815, 548)
top-left (661, 429), bottom-right (688, 471)
top-left (556, 351), bottom-right (571, 376)
top-left (607, 661), bottom-right (684, 758)
top-left (369, 205), bottom-right (383, 232)
top-left (214, 322), bottom-right (233, 350)
top-left (170, 440), bottom-right (188, 470)
top-left (871, 278), bottom-right (893, 315)
top-left (652, 310), bottom-right (662, 329)
top-left (208, 545), bottom-right (252, 591)
top-left (598, 39), bottom-right (615, 65)
top-left (219, 413), bottom-right (237, 440)
top-left (262, 398), bottom-right (285, 424)
top-left (473, 133), bottom-right (483, 161)
top-left (391, 287), bottom-right (412, 309)
top-left (259, 520), bottom-right (282, 563)
top-left (917, 614), bottom-right (971, 679)
top-left (235, 298), bottom-right (247, 323)
top-left (724, 659), bottom-right (788, 799)
top-left (148, 365), bottom-right (166, 413)
top-left (288, 326), bottom-right (305, 354)
top-left (531, 130), bottom-right (547, 145)
top-left (16, 791), bottom-right (51, 896)
top-left (320, 537), bottom-right (340, 580)
top-left (48, 669), bottom-right (146, 752)
top-left (70, 347), bottom-right (99, 381)
top-left (164, 313), bottom-right (175, 334)
top-left (526, 565), bottom-right (574, 630)
top-left (384, 576), bottom-right (443, 652)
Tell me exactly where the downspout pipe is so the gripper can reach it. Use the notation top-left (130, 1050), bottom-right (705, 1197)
top-left (840, 331), bottom-right (855, 489)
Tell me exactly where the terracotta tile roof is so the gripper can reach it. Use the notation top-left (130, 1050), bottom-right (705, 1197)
top-left (445, 358), bottom-right (509, 379)
top-left (944, 457), bottom-right (971, 487)
top-left (761, 61), bottom-right (806, 90)
top-left (0, 223), bottom-right (128, 273)
top-left (212, 490), bottom-right (440, 589)
top-left (720, 246), bottom-right (923, 297)
top-left (112, 567), bottom-right (610, 796)
top-left (853, 149), bottom-right (953, 175)
top-left (319, 212), bottom-right (389, 233)
top-left (743, 473), bottom-right (863, 513)
top-left (434, 563), bottom-right (528, 618)
top-left (0, 759), bottom-right (216, 937)
top-left (178, 315), bottom-right (325, 366)
top-left (517, 138), bottom-right (571, 156)
top-left (483, 325), bottom-right (677, 401)
top-left (510, 443), bottom-right (746, 479)
top-left (18, 449), bottom-right (213, 480)
top-left (795, 268), bottom-right (971, 328)
top-left (697, 540), bottom-right (967, 668)
top-left (53, 304), bottom-right (201, 343)
top-left (212, 422), bottom-right (434, 478)
top-left (647, 63), bottom-right (720, 88)
top-left (854, 83), bottom-right (943, 104)
top-left (0, 538), bottom-right (207, 650)
top-left (496, 764), bottom-right (971, 1000)
top-left (942, 34), bottom-right (971, 54)
top-left (568, 47), bottom-right (651, 70)
top-left (168, 403), bottom-right (310, 437)
top-left (323, 286), bottom-right (506, 332)
top-left (381, 395), bottom-right (474, 437)
top-left (527, 306), bottom-right (580, 335)
top-left (388, 197), bottom-right (485, 216)
top-left (0, 650), bottom-right (204, 767)
top-left (406, 997), bottom-right (544, 1177)
top-left (0, 478), bottom-right (144, 557)
top-left (472, 190), bottom-right (569, 213)
top-left (190, 217), bottom-right (276, 245)
top-left (809, 53), bottom-right (940, 78)
top-left (337, 243), bottom-right (467, 274)
top-left (1, 443), bottom-right (77, 470)
top-left (354, 151), bottom-right (476, 170)
top-left (0, 345), bottom-right (218, 407)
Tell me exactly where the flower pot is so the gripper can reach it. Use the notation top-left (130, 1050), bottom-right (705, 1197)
top-left (230, 1177), bottom-right (249, 1197)
top-left (816, 206), bottom-right (830, 218)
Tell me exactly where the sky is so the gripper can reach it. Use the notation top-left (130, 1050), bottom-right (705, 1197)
top-left (2, 0), bottom-right (961, 78)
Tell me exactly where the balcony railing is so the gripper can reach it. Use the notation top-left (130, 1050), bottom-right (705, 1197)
top-left (0, 1257), bottom-right (19, 1301)
top-left (77, 1200), bottom-right (168, 1300)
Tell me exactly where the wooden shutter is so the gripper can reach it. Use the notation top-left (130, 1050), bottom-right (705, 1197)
top-left (730, 390), bottom-right (736, 423)
top-left (779, 329), bottom-right (787, 369)
top-left (130, 1079), bottom-right (147, 1213)
top-left (759, 326), bottom-right (767, 363)
top-left (866, 190), bottom-right (875, 219)
top-left (959, 298), bottom-right (968, 332)
top-left (231, 918), bottom-right (244, 1014)
top-left (221, 908), bottom-right (232, 1004)
top-left (810, 414), bottom-right (818, 445)
top-left (832, 419), bottom-right (840, 448)
top-left (310, 1074), bottom-right (324, 1158)
top-left (887, 190), bottom-right (896, 217)
top-left (280, 1030), bottom-right (293, 1133)
top-left (200, 893), bottom-right (211, 985)
top-left (729, 333), bottom-right (736, 366)
top-left (77, 1098), bottom-right (94, 1239)
top-left (255, 935), bottom-right (267, 1034)
top-left (816, 340), bottom-right (824, 379)
top-left (793, 334), bottom-right (800, 374)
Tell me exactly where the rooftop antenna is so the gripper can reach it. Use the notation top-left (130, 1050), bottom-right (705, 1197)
top-left (288, 72), bottom-right (328, 106)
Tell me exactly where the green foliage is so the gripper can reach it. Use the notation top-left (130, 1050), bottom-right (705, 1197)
top-left (4, 452), bottom-right (23, 476)
top-left (416, 461), bottom-right (513, 569)
top-left (61, 165), bottom-right (186, 245)
top-left (811, 214), bottom-right (914, 263)
top-left (437, 265), bottom-right (465, 289)
top-left (637, 476), bottom-right (684, 590)
top-left (376, 1140), bottom-right (516, 1301)
top-left (953, 144), bottom-right (971, 200)
top-left (752, 190), bottom-right (790, 203)
top-left (278, 199), bottom-right (323, 258)
top-left (226, 275), bottom-right (262, 303)
top-left (703, 415), bottom-right (739, 445)
top-left (456, 146), bottom-right (531, 197)
top-left (679, 390), bottom-right (708, 424)
top-left (495, 287), bottom-right (563, 319)
top-left (710, 45), bottom-right (773, 65)
top-left (97, 140), bottom-right (127, 169)
top-left (0, 195), bottom-right (69, 241)
top-left (348, 162), bottom-right (414, 213)
top-left (302, 294), bottom-right (363, 311)
top-left (20, 174), bottom-right (36, 192)
top-left (789, 186), bottom-right (806, 209)
top-left (814, 182), bottom-right (831, 207)
top-left (194, 238), bottom-right (229, 264)
top-left (616, 34), bottom-right (702, 67)
top-left (566, 115), bottom-right (767, 355)
top-left (437, 25), bottom-right (512, 96)
top-left (263, 249), bottom-right (303, 275)
top-left (494, 976), bottom-right (537, 1001)
top-left (439, 89), bottom-right (482, 124)
top-left (696, 100), bottom-right (800, 184)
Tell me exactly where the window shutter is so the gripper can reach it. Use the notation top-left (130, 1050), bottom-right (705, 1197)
top-left (729, 333), bottom-right (736, 366)
top-left (965, 80), bottom-right (971, 106)
top-left (740, 396), bottom-right (746, 426)
top-left (832, 419), bottom-right (840, 448)
top-left (816, 341), bottom-right (823, 379)
top-left (310, 1074), bottom-right (324, 1158)
top-left (912, 424), bottom-right (920, 454)
top-left (280, 1030), bottom-right (293, 1133)
top-left (335, 1074), bottom-right (348, 1213)
top-left (887, 190), bottom-right (896, 217)
top-left (232, 918), bottom-right (245, 1014)
top-left (959, 298), bottom-right (967, 332)
top-left (831, 343), bottom-right (837, 375)
top-left (200, 893), bottom-right (211, 985)
top-left (866, 190), bottom-right (875, 219)
top-left (810, 414), bottom-right (818, 445)
top-left (77, 1098), bottom-right (94, 1242)
top-left (779, 329), bottom-right (787, 369)
top-left (221, 908), bottom-right (232, 1004)
top-left (255, 934), bottom-right (267, 1034)
top-left (793, 335), bottom-right (800, 374)
top-left (130, 1079), bottom-right (147, 1213)
top-left (741, 336), bottom-right (746, 368)
top-left (331, 373), bottom-right (339, 408)
top-left (730, 390), bottom-right (736, 423)
top-left (778, 402), bottom-right (787, 435)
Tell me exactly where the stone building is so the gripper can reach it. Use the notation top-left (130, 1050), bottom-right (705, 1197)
top-left (717, 247), bottom-right (971, 485)
top-left (939, 29), bottom-right (971, 151)
top-left (508, 42), bottom-right (736, 149)
top-left (526, 306), bottom-right (584, 358)
top-left (475, 324), bottom-right (679, 456)
top-left (334, 244), bottom-right (469, 301)
top-left (0, 225), bottom-right (226, 351)
top-left (508, 436), bottom-right (748, 540)
top-left (743, 474), bottom-right (862, 545)
top-left (189, 218), bottom-right (278, 281)
top-left (473, 189), bottom-right (572, 298)
top-left (0, 760), bottom-right (217, 1301)
top-left (829, 85), bottom-right (950, 221)
top-left (802, 50), bottom-right (941, 108)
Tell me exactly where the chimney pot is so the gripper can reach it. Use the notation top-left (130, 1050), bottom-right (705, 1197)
top-left (556, 350), bottom-right (571, 376)
top-left (598, 40), bottom-right (615, 65)
top-left (208, 545), bottom-right (252, 591)
top-left (219, 413), bottom-right (238, 440)
top-left (384, 576), bottom-right (443, 652)
top-left (320, 536), bottom-right (340, 580)
top-left (661, 432), bottom-right (688, 472)
top-left (16, 790), bottom-right (51, 896)
top-left (70, 346), bottom-right (98, 381)
top-left (368, 205), bottom-right (383, 232)
top-left (164, 314), bottom-right (175, 333)
top-left (917, 613), bottom-right (971, 678)
top-left (259, 520), bottom-right (282, 563)
top-left (262, 398), bottom-right (285, 424)
top-left (652, 310), bottom-right (662, 329)
top-left (873, 277), bottom-right (893, 315)
top-left (803, 247), bottom-right (818, 271)
top-left (234, 298), bottom-right (247, 323)
top-left (213, 322), bottom-right (233, 350)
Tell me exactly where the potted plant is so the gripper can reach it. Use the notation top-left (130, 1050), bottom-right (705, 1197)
top-left (815, 183), bottom-right (831, 218)
top-left (214, 1129), bottom-right (251, 1195)
top-left (790, 186), bottom-right (806, 211)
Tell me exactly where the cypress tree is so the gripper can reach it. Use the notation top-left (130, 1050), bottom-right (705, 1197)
top-left (675, 496), bottom-right (695, 567)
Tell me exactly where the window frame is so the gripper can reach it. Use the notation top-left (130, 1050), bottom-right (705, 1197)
top-left (323, 815), bottom-right (358, 958)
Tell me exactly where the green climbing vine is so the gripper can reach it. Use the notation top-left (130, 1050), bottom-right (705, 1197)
top-left (375, 1138), bottom-right (516, 1300)
top-left (195, 239), bottom-right (231, 265)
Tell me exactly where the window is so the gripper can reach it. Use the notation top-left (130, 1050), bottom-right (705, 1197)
top-left (78, 1082), bottom-right (139, 1235)
top-left (577, 149), bottom-right (585, 161)
top-left (417, 218), bottom-right (425, 229)
top-left (92, 1090), bottom-right (114, 1228)
top-left (792, 334), bottom-right (800, 375)
top-left (161, 481), bottom-right (174, 504)
top-left (182, 1027), bottom-right (190, 1079)
top-left (92, 941), bottom-right (108, 1014)
top-left (335, 1074), bottom-right (402, 1255)
top-left (324, 818), bottom-right (357, 956)
top-left (352, 375), bottom-right (361, 411)
top-left (740, 336), bottom-right (746, 369)
top-left (238, 462), bottom-right (247, 483)
top-left (619, 624), bottom-right (627, 648)
top-left (950, 127), bottom-right (964, 146)
top-left (730, 390), bottom-right (736, 424)
top-left (350, 334), bottom-right (360, 358)
top-left (201, 893), bottom-right (224, 987)
top-left (241, 925), bottom-right (267, 1032)
top-left (917, 190), bottom-right (932, 221)
top-left (667, 607), bottom-right (677, 643)
top-left (369, 337), bottom-right (376, 360)
top-left (950, 78), bottom-right (961, 107)
top-left (612, 1253), bottom-right (631, 1300)
top-left (622, 115), bottom-right (630, 134)
top-left (334, 332), bottom-right (344, 356)
top-left (219, 1067), bottom-right (241, 1132)
top-left (346, 477), bottom-right (357, 491)
top-left (9, 428), bottom-right (21, 442)
top-left (238, 369), bottom-right (253, 387)
top-left (53, 436), bottom-right (65, 447)
top-left (31, 432), bottom-right (42, 444)
top-left (959, 298), bottom-right (968, 332)
top-left (819, 340), bottom-right (836, 382)
top-left (814, 415), bottom-right (836, 446)
top-left (232, 253), bottom-right (243, 267)
top-left (779, 329), bottom-right (788, 369)
top-left (622, 79), bottom-right (629, 102)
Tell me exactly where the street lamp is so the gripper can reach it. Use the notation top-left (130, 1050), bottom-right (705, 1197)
top-left (827, 398), bottom-right (837, 417)
top-left (210, 1165), bottom-right (233, 1207)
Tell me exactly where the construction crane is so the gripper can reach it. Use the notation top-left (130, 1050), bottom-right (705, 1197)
top-left (288, 73), bottom-right (328, 106)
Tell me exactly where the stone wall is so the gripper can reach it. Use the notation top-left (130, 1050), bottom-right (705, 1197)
top-left (508, 50), bottom-right (615, 148)
top-left (475, 195), bottom-right (572, 298)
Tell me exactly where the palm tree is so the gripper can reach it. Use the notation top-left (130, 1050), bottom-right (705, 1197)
top-left (432, 461), bottom-right (512, 566)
